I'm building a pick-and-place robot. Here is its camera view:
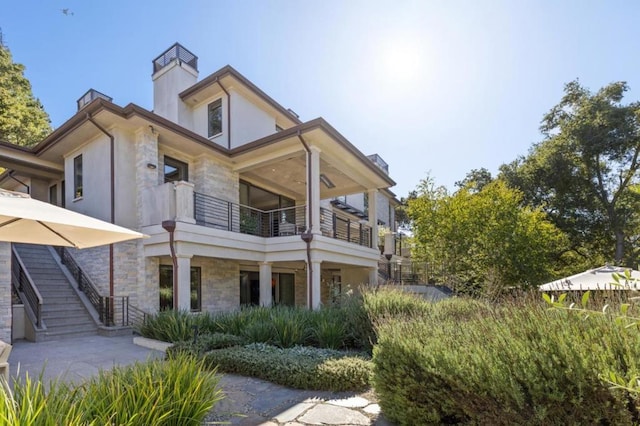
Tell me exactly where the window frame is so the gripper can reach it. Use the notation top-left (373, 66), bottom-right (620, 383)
top-left (163, 156), bottom-right (189, 183)
top-left (73, 155), bottom-right (83, 200)
top-left (207, 98), bottom-right (223, 138)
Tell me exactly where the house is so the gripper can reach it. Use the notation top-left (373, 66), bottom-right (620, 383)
top-left (0, 43), bottom-right (397, 340)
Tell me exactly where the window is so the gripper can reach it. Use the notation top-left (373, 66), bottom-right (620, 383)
top-left (363, 192), bottom-right (369, 216)
top-left (49, 184), bottom-right (57, 206)
top-left (164, 156), bottom-right (188, 183)
top-left (159, 265), bottom-right (201, 312)
top-left (73, 155), bottom-right (83, 199)
top-left (208, 99), bottom-right (223, 137)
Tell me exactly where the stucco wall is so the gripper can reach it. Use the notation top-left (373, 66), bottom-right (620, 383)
top-left (65, 134), bottom-right (111, 223)
top-left (230, 90), bottom-right (276, 148)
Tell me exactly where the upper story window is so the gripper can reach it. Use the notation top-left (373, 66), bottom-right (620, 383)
top-left (208, 99), bottom-right (222, 137)
top-left (73, 155), bottom-right (83, 199)
top-left (49, 184), bottom-right (58, 206)
top-left (164, 156), bottom-right (189, 183)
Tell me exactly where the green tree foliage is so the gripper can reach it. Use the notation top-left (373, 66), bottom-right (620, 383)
top-left (0, 43), bottom-right (51, 146)
top-left (501, 81), bottom-right (640, 267)
top-left (454, 167), bottom-right (493, 193)
top-left (408, 176), bottom-right (567, 295)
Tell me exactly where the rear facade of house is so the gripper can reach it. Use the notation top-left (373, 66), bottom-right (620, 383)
top-left (0, 44), bottom-right (398, 341)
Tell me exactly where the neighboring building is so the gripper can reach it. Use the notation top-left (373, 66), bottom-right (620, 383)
top-left (0, 43), bottom-right (397, 338)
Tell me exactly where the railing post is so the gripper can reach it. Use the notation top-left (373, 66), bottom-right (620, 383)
top-left (332, 213), bottom-right (337, 238)
top-left (347, 219), bottom-right (351, 242)
top-left (227, 201), bottom-right (232, 231)
top-left (359, 222), bottom-right (363, 246)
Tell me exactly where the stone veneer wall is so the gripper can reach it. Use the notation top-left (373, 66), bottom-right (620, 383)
top-left (195, 257), bottom-right (239, 313)
top-left (69, 245), bottom-right (110, 295)
top-left (0, 243), bottom-right (11, 342)
top-left (193, 156), bottom-right (239, 203)
top-left (294, 271), bottom-right (307, 307)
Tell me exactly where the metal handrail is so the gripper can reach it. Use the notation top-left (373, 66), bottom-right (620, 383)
top-left (55, 247), bottom-right (129, 327)
top-left (11, 246), bottom-right (43, 327)
top-left (194, 192), bottom-right (306, 237)
top-left (319, 207), bottom-right (373, 248)
top-left (128, 304), bottom-right (150, 331)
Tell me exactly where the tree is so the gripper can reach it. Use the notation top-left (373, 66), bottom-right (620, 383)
top-left (501, 81), bottom-right (640, 266)
top-left (0, 41), bottom-right (51, 146)
top-left (455, 167), bottom-right (493, 193)
top-left (408, 177), bottom-right (567, 296)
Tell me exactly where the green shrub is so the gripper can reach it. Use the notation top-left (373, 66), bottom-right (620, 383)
top-left (270, 307), bottom-right (311, 348)
top-left (167, 332), bottom-right (246, 357)
top-left (204, 343), bottom-right (372, 392)
top-left (309, 309), bottom-right (347, 349)
top-left (363, 287), bottom-right (432, 321)
top-left (80, 354), bottom-right (223, 425)
top-left (139, 309), bottom-right (199, 342)
top-left (2, 355), bottom-right (223, 425)
top-left (372, 299), bottom-right (639, 425)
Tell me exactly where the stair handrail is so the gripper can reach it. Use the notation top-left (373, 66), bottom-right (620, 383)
top-left (54, 246), bottom-right (125, 326)
top-left (11, 246), bottom-right (43, 327)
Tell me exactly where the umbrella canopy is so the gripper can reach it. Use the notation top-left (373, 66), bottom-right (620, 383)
top-left (539, 265), bottom-right (640, 291)
top-left (0, 189), bottom-right (145, 249)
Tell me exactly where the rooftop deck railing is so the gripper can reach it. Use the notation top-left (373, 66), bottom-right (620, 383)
top-left (153, 43), bottom-right (198, 73)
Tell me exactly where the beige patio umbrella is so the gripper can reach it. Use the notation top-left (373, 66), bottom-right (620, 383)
top-left (0, 189), bottom-right (144, 248)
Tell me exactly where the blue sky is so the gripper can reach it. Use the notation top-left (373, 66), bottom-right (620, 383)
top-left (3, 1), bottom-right (640, 197)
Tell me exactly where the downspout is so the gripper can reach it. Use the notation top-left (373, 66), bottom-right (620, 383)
top-left (214, 77), bottom-right (231, 149)
top-left (162, 220), bottom-right (178, 308)
top-left (87, 115), bottom-right (115, 300)
top-left (297, 132), bottom-right (314, 309)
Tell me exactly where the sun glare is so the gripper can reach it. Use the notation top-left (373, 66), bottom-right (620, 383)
top-left (376, 37), bottom-right (427, 92)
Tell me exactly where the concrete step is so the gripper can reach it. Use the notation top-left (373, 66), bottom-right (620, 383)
top-left (44, 317), bottom-right (93, 328)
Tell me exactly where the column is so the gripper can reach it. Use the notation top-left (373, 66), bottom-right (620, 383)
top-left (309, 146), bottom-right (321, 235)
top-left (176, 254), bottom-right (192, 311)
top-left (368, 189), bottom-right (378, 248)
top-left (368, 267), bottom-right (379, 287)
top-left (309, 259), bottom-right (322, 310)
top-left (259, 262), bottom-right (272, 307)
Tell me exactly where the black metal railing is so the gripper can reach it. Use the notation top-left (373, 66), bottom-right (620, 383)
top-left (152, 43), bottom-right (198, 73)
top-left (55, 247), bottom-right (129, 327)
top-left (194, 192), bottom-right (306, 237)
top-left (11, 247), bottom-right (42, 327)
top-left (320, 207), bottom-right (373, 248)
top-left (128, 305), bottom-right (150, 332)
top-left (195, 193), bottom-right (373, 248)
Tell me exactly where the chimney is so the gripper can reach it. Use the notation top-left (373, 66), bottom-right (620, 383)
top-left (152, 43), bottom-right (198, 124)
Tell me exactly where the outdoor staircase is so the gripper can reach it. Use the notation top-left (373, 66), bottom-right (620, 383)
top-left (13, 244), bottom-right (98, 340)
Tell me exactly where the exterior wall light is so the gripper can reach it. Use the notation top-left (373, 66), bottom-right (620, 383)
top-left (147, 163), bottom-right (157, 169)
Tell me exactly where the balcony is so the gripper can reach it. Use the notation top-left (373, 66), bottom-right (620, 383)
top-left (193, 192), bottom-right (372, 248)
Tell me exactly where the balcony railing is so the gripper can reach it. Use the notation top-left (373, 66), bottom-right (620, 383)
top-left (153, 43), bottom-right (198, 73)
top-left (194, 192), bottom-right (373, 248)
top-left (320, 207), bottom-right (373, 248)
top-left (11, 246), bottom-right (43, 328)
top-left (194, 192), bottom-right (305, 237)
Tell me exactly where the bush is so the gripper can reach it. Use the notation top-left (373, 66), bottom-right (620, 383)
top-left (167, 332), bottom-right (246, 357)
top-left (204, 343), bottom-right (372, 392)
top-left (139, 309), bottom-right (202, 342)
top-left (372, 299), bottom-right (640, 425)
top-left (2, 355), bottom-right (223, 425)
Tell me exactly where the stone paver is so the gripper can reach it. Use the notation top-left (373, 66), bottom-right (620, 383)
top-left (9, 335), bottom-right (393, 425)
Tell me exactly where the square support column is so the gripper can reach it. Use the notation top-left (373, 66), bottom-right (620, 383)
top-left (308, 259), bottom-right (322, 310)
top-left (259, 262), bottom-right (272, 307)
top-left (308, 146), bottom-right (321, 235)
top-left (369, 267), bottom-right (379, 287)
top-left (368, 189), bottom-right (378, 248)
top-left (176, 254), bottom-right (192, 311)
top-left (174, 181), bottom-right (196, 224)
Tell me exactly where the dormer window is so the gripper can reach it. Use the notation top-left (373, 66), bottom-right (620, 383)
top-left (208, 99), bottom-right (222, 137)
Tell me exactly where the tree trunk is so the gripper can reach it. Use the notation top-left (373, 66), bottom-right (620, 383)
top-left (615, 230), bottom-right (625, 265)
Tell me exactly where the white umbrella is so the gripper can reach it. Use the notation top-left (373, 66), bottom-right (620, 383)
top-left (539, 265), bottom-right (640, 291)
top-left (0, 189), bottom-right (145, 248)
